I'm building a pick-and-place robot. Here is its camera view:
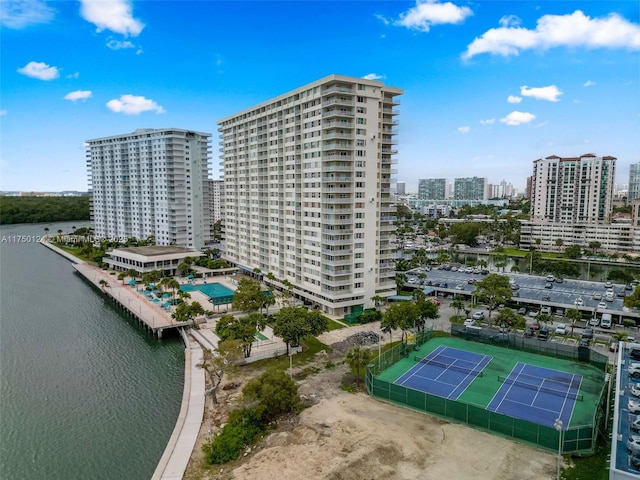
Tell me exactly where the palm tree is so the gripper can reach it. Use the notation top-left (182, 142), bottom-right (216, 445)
top-left (346, 346), bottom-right (372, 387)
top-left (565, 308), bottom-right (582, 336)
top-left (99, 279), bottom-right (108, 290)
top-left (451, 295), bottom-right (465, 319)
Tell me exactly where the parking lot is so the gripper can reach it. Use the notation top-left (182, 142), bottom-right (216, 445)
top-left (404, 267), bottom-right (634, 321)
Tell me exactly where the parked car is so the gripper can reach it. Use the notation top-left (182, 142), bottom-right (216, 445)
top-left (630, 401), bottom-right (640, 414)
top-left (630, 349), bottom-right (640, 360)
top-left (510, 283), bottom-right (520, 290)
top-left (627, 284), bottom-right (634, 291)
top-left (492, 333), bottom-right (510, 343)
top-left (524, 327), bottom-right (534, 337)
top-left (630, 364), bottom-right (640, 378)
top-left (574, 297), bottom-right (584, 306)
top-left (555, 323), bottom-right (567, 335)
top-left (592, 293), bottom-right (602, 301)
top-left (546, 275), bottom-right (555, 282)
top-left (455, 284), bottom-right (464, 290)
top-left (464, 318), bottom-right (476, 327)
top-left (529, 323), bottom-right (541, 331)
top-left (631, 385), bottom-right (640, 398)
top-left (605, 281), bottom-right (613, 288)
top-left (628, 434), bottom-right (640, 453)
top-left (632, 416), bottom-right (640, 432)
top-left (544, 283), bottom-right (553, 289)
top-left (467, 279), bottom-right (476, 284)
top-left (555, 277), bottom-right (564, 283)
top-left (429, 298), bottom-right (441, 306)
top-left (578, 338), bottom-right (590, 348)
top-left (631, 453), bottom-right (640, 471)
top-left (541, 306), bottom-right (551, 315)
top-left (528, 310), bottom-right (539, 318)
top-left (538, 328), bottom-right (549, 341)
top-left (589, 317), bottom-right (599, 327)
top-left (582, 328), bottom-right (594, 339)
top-left (517, 307), bottom-right (527, 315)
top-left (597, 301), bottom-right (607, 310)
top-left (542, 294), bottom-right (551, 301)
top-left (609, 342), bottom-right (619, 352)
top-left (472, 311), bottom-right (485, 321)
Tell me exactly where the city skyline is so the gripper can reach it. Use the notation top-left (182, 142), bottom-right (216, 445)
top-left (1, 0), bottom-right (639, 192)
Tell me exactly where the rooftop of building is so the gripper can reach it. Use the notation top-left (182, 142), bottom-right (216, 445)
top-left (112, 246), bottom-right (202, 257)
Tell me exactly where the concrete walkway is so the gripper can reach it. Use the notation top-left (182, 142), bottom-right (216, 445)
top-left (151, 336), bottom-right (205, 480)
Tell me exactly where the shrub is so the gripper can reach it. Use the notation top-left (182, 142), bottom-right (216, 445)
top-left (623, 319), bottom-right (637, 328)
top-left (202, 408), bottom-right (264, 464)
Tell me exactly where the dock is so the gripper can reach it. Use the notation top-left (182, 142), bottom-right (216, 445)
top-left (72, 263), bottom-right (189, 337)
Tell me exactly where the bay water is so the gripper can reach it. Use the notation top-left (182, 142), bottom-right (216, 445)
top-left (0, 222), bottom-right (184, 480)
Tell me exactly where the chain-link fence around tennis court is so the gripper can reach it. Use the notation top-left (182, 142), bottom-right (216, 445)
top-left (449, 323), bottom-right (608, 372)
top-left (365, 328), bottom-right (606, 454)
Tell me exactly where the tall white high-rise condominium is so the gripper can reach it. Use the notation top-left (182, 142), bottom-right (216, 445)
top-left (218, 74), bottom-right (402, 315)
top-left (531, 153), bottom-right (616, 224)
top-left (86, 128), bottom-right (212, 249)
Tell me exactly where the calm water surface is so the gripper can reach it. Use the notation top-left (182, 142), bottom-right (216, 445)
top-left (0, 222), bottom-right (184, 480)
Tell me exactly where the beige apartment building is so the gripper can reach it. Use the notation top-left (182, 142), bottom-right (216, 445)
top-left (217, 74), bottom-right (402, 315)
top-left (531, 154), bottom-right (616, 224)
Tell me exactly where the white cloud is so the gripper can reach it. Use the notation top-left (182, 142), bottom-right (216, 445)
top-left (363, 73), bottom-right (385, 80)
top-left (375, 13), bottom-right (390, 26)
top-left (520, 85), bottom-right (563, 102)
top-left (500, 111), bottom-right (536, 126)
top-left (479, 118), bottom-right (495, 125)
top-left (507, 95), bottom-right (522, 104)
top-left (499, 15), bottom-right (521, 28)
top-left (64, 90), bottom-right (93, 102)
top-left (17, 61), bottom-right (59, 80)
top-left (395, 0), bottom-right (473, 32)
top-left (457, 126), bottom-right (470, 133)
top-left (463, 10), bottom-right (640, 60)
top-left (0, 0), bottom-right (54, 28)
top-left (66, 72), bottom-right (80, 79)
top-left (79, 0), bottom-right (144, 36)
top-left (106, 95), bottom-right (165, 115)
top-left (106, 39), bottom-right (135, 50)
top-left (583, 80), bottom-right (596, 87)
top-left (0, 110), bottom-right (7, 116)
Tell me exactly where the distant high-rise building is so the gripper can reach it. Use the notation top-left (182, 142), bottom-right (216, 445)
top-left (454, 177), bottom-right (487, 201)
top-left (630, 162), bottom-right (640, 201)
top-left (531, 153), bottom-right (616, 224)
top-left (206, 179), bottom-right (224, 223)
top-left (218, 74), bottom-right (402, 315)
top-left (86, 128), bottom-right (212, 249)
top-left (418, 178), bottom-right (446, 200)
top-left (396, 181), bottom-right (406, 195)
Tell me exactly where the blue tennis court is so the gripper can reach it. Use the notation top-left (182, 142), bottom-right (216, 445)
top-left (394, 346), bottom-right (492, 400)
top-left (487, 363), bottom-right (582, 429)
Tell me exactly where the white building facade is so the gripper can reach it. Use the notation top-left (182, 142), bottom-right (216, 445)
top-left (531, 154), bottom-right (616, 224)
top-left (218, 74), bottom-right (402, 315)
top-left (87, 128), bottom-right (212, 249)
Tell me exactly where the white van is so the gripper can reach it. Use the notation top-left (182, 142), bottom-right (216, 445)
top-left (601, 313), bottom-right (612, 329)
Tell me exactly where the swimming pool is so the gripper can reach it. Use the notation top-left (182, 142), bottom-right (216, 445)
top-left (180, 282), bottom-right (234, 301)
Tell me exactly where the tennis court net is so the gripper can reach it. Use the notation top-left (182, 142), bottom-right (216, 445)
top-left (414, 355), bottom-right (483, 377)
top-left (497, 375), bottom-right (583, 401)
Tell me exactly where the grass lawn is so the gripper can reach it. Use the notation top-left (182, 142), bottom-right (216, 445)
top-left (57, 245), bottom-right (95, 263)
top-left (492, 248), bottom-right (565, 260)
top-left (326, 318), bottom-right (346, 331)
top-left (242, 336), bottom-right (331, 374)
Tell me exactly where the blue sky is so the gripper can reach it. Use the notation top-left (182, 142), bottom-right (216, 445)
top-left (1, 0), bottom-right (639, 193)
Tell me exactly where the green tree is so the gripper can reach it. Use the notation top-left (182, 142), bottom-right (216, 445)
top-left (243, 368), bottom-right (299, 421)
top-left (495, 308), bottom-right (524, 330)
top-left (381, 301), bottom-right (418, 344)
top-left (413, 289), bottom-right (439, 329)
top-left (172, 301), bottom-right (205, 323)
top-left (198, 340), bottom-right (243, 404)
top-left (624, 287), bottom-right (640, 311)
top-left (279, 279), bottom-right (295, 307)
top-left (272, 307), bottom-right (328, 354)
top-left (536, 313), bottom-right (552, 329)
top-left (449, 222), bottom-right (482, 247)
top-left (564, 307), bottom-right (582, 336)
top-left (216, 312), bottom-right (266, 358)
top-left (232, 279), bottom-right (264, 312)
top-left (346, 346), bottom-right (372, 387)
top-left (117, 272), bottom-right (126, 284)
top-left (473, 273), bottom-right (512, 323)
top-left (260, 291), bottom-right (276, 315)
top-left (608, 269), bottom-right (634, 284)
top-left (394, 272), bottom-right (407, 293)
top-left (450, 295), bottom-right (465, 319)
top-left (564, 244), bottom-right (582, 259)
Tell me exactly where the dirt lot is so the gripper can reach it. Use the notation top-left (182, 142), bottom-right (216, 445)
top-left (184, 325), bottom-right (559, 480)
